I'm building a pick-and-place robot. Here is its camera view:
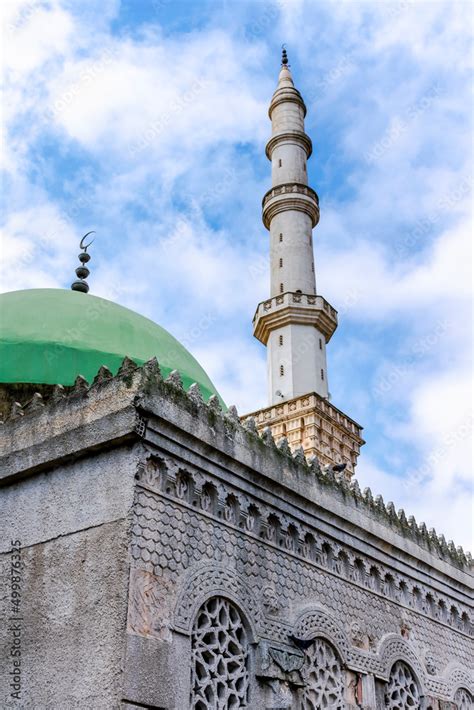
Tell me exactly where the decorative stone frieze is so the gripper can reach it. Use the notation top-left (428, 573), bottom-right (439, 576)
top-left (133, 454), bottom-right (473, 645)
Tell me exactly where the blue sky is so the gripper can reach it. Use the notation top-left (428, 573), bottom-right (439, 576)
top-left (1, 0), bottom-right (472, 548)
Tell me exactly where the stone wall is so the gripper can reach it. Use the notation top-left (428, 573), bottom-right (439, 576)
top-left (0, 360), bottom-right (472, 708)
top-left (0, 445), bottom-right (138, 709)
top-left (125, 382), bottom-right (473, 708)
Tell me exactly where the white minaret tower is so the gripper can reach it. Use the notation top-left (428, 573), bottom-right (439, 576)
top-left (254, 48), bottom-right (338, 406)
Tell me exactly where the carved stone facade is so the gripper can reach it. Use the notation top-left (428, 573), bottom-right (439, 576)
top-left (1, 363), bottom-right (472, 708)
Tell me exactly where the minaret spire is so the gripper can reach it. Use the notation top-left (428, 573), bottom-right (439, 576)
top-left (253, 52), bottom-right (337, 405)
top-left (245, 53), bottom-right (365, 475)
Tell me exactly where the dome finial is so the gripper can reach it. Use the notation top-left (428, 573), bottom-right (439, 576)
top-left (281, 44), bottom-right (289, 66)
top-left (71, 231), bottom-right (95, 294)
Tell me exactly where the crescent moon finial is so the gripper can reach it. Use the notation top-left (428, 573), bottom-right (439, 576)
top-left (79, 231), bottom-right (96, 251)
top-left (72, 231), bottom-right (95, 293)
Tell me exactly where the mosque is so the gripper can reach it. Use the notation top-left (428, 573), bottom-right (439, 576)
top-left (0, 51), bottom-right (472, 709)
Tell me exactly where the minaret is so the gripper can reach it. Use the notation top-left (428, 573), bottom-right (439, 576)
top-left (254, 48), bottom-right (337, 405)
top-left (247, 50), bottom-right (364, 476)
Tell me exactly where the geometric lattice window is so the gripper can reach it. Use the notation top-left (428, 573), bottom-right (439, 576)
top-left (455, 688), bottom-right (474, 710)
top-left (384, 661), bottom-right (420, 709)
top-left (301, 638), bottom-right (345, 709)
top-left (190, 597), bottom-right (249, 709)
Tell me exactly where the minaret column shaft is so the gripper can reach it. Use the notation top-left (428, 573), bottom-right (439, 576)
top-left (254, 55), bottom-right (337, 406)
top-left (270, 212), bottom-right (315, 296)
top-left (248, 50), bottom-right (365, 476)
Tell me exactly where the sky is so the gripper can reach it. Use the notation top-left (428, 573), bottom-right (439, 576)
top-left (1, 0), bottom-right (472, 549)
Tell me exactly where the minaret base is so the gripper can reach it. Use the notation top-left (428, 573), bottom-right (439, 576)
top-left (243, 392), bottom-right (365, 477)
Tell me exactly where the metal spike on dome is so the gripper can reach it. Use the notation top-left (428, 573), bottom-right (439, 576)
top-left (187, 383), bottom-right (204, 405)
top-left (70, 375), bottom-right (89, 397)
top-left (71, 231), bottom-right (95, 293)
top-left (165, 369), bottom-right (183, 390)
top-left (24, 392), bottom-right (45, 414)
top-left (281, 44), bottom-right (289, 66)
top-left (10, 401), bottom-right (24, 420)
top-left (208, 394), bottom-right (222, 413)
top-left (92, 365), bottom-right (113, 387)
top-left (117, 356), bottom-right (138, 378)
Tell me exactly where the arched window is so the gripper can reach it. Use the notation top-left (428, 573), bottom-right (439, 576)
top-left (190, 597), bottom-right (250, 709)
top-left (384, 661), bottom-right (420, 709)
top-left (301, 638), bottom-right (345, 709)
top-left (455, 687), bottom-right (474, 709)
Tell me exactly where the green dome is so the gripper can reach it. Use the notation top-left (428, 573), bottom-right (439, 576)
top-left (0, 289), bottom-right (223, 403)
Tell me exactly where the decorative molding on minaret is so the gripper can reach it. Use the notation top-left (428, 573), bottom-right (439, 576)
top-left (247, 51), bottom-right (365, 475)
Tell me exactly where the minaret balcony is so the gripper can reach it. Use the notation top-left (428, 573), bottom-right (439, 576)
top-left (268, 85), bottom-right (307, 119)
top-left (253, 291), bottom-right (338, 344)
top-left (262, 182), bottom-right (320, 229)
top-left (265, 130), bottom-right (313, 160)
